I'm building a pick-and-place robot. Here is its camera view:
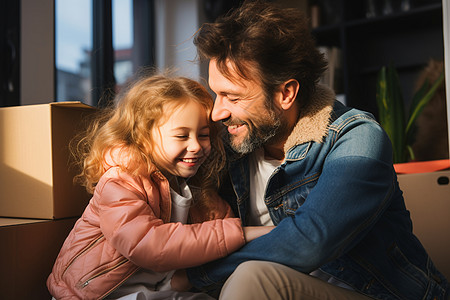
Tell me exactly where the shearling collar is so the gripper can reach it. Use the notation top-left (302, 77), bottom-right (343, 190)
top-left (283, 85), bottom-right (336, 153)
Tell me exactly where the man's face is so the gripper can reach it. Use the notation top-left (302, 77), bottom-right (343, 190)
top-left (208, 59), bottom-right (285, 154)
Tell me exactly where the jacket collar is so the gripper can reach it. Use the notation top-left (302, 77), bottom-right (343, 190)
top-left (283, 85), bottom-right (336, 153)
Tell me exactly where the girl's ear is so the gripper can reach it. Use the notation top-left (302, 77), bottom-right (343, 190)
top-left (277, 79), bottom-right (299, 110)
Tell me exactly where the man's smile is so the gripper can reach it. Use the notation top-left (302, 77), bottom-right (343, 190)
top-left (223, 118), bottom-right (248, 135)
top-left (227, 124), bottom-right (247, 135)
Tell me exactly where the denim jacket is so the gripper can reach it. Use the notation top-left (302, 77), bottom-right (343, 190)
top-left (187, 86), bottom-right (449, 300)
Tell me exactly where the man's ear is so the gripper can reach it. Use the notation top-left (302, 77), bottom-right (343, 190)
top-left (277, 79), bottom-right (299, 110)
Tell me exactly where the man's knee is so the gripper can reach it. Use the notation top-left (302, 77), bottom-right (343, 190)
top-left (220, 261), bottom-right (303, 300)
top-left (229, 261), bottom-right (283, 284)
top-left (234, 260), bottom-right (267, 276)
top-left (221, 261), bottom-right (372, 300)
top-left (220, 261), bottom-right (277, 300)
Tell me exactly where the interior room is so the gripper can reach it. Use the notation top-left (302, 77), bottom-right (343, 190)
top-left (0, 0), bottom-right (449, 299)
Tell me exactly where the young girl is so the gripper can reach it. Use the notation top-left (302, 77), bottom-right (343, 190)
top-left (47, 75), bottom-right (271, 300)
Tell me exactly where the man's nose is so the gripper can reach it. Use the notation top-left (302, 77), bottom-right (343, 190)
top-left (211, 96), bottom-right (231, 122)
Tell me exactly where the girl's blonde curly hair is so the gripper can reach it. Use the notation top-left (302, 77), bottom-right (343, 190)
top-left (72, 74), bottom-right (226, 203)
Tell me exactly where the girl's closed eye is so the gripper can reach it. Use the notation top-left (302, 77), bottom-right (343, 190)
top-left (171, 129), bottom-right (189, 139)
top-left (199, 130), bottom-right (210, 139)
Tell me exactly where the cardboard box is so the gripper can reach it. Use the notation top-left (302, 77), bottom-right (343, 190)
top-left (0, 217), bottom-right (78, 300)
top-left (398, 170), bottom-right (450, 280)
top-left (0, 102), bottom-right (95, 219)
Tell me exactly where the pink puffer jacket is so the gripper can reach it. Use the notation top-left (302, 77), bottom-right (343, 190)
top-left (47, 165), bottom-right (245, 299)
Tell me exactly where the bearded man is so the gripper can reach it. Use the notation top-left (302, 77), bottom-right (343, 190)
top-left (174, 1), bottom-right (450, 299)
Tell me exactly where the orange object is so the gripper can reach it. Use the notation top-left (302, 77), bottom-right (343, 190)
top-left (394, 159), bottom-right (450, 174)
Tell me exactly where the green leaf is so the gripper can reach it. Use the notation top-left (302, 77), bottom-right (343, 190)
top-left (376, 64), bottom-right (406, 163)
top-left (408, 79), bottom-right (429, 119)
top-left (405, 80), bottom-right (429, 148)
top-left (406, 144), bottom-right (415, 162)
top-left (376, 67), bottom-right (388, 124)
top-left (405, 71), bottom-right (444, 137)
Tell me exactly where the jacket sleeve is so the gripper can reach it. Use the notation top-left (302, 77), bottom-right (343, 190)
top-left (189, 189), bottom-right (235, 223)
top-left (96, 169), bottom-right (245, 273)
top-left (187, 118), bottom-right (399, 290)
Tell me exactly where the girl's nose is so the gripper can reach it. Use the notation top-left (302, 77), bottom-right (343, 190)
top-left (187, 138), bottom-right (202, 152)
top-left (211, 96), bottom-right (231, 122)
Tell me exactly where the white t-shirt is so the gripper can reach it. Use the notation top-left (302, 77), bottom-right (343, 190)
top-left (248, 147), bottom-right (280, 226)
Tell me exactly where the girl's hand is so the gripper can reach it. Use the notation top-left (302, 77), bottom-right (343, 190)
top-left (171, 269), bottom-right (192, 292)
top-left (243, 226), bottom-right (275, 242)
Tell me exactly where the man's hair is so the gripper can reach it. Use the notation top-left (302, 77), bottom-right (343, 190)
top-left (194, 0), bottom-right (327, 107)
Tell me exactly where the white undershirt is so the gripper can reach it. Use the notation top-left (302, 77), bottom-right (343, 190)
top-left (248, 147), bottom-right (280, 226)
top-left (169, 178), bottom-right (192, 224)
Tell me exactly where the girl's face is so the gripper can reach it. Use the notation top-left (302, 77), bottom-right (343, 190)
top-left (152, 100), bottom-right (212, 179)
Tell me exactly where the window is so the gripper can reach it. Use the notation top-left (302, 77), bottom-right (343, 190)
top-left (0, 0), bottom-right (20, 107)
top-left (113, 0), bottom-right (134, 89)
top-left (55, 0), bottom-right (92, 104)
top-left (55, 0), bottom-right (154, 106)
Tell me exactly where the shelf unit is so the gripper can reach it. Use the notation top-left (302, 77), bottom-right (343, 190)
top-left (311, 0), bottom-right (444, 118)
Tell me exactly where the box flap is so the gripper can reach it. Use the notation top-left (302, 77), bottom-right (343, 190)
top-left (50, 103), bottom-right (93, 218)
top-left (49, 101), bottom-right (94, 109)
top-left (0, 218), bottom-right (48, 227)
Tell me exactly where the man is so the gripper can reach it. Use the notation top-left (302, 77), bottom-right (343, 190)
top-left (184, 1), bottom-right (450, 299)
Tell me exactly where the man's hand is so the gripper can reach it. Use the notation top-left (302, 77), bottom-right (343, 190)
top-left (243, 226), bottom-right (275, 242)
top-left (171, 269), bottom-right (193, 292)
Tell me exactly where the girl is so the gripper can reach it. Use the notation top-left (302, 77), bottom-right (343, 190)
top-left (47, 75), bottom-right (272, 300)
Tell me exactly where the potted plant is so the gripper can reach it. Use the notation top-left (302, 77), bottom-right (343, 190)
top-left (376, 64), bottom-right (444, 164)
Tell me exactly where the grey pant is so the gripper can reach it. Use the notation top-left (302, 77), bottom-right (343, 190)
top-left (219, 261), bottom-right (374, 300)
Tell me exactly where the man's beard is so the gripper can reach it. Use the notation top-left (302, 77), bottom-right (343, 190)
top-left (224, 105), bottom-right (286, 155)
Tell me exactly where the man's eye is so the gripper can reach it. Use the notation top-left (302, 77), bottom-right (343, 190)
top-left (199, 134), bottom-right (210, 138)
top-left (225, 95), bottom-right (239, 102)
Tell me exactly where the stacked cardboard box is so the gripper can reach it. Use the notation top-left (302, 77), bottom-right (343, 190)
top-left (0, 102), bottom-right (96, 299)
top-left (0, 218), bottom-right (78, 299)
top-left (397, 170), bottom-right (450, 280)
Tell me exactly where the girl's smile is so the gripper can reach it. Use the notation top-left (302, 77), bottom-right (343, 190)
top-left (179, 156), bottom-right (205, 167)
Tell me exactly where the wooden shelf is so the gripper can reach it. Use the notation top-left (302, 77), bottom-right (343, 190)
top-left (345, 3), bottom-right (442, 32)
top-left (311, 0), bottom-right (444, 117)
